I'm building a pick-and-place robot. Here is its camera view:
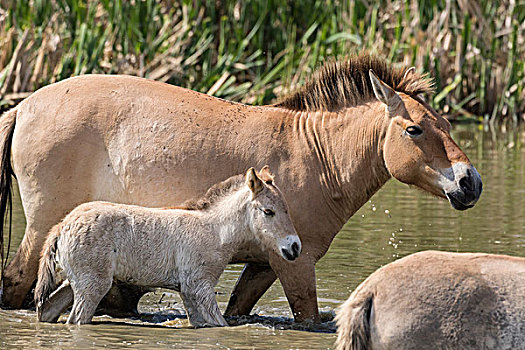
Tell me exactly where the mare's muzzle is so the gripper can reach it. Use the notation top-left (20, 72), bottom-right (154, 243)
top-left (446, 163), bottom-right (483, 210)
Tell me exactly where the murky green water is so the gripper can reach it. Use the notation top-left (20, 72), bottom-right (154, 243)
top-left (1, 124), bottom-right (524, 349)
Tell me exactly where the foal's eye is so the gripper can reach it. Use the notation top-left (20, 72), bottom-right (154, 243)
top-left (262, 208), bottom-right (275, 217)
top-left (405, 125), bottom-right (423, 137)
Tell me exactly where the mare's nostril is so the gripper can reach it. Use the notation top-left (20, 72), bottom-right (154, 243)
top-left (459, 175), bottom-right (474, 192)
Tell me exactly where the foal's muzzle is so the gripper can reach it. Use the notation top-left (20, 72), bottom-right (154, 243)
top-left (279, 235), bottom-right (302, 261)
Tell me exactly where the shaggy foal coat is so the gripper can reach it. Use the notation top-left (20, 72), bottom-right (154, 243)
top-left (34, 167), bottom-right (300, 326)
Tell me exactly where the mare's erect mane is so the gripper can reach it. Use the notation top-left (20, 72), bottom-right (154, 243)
top-left (275, 52), bottom-right (434, 111)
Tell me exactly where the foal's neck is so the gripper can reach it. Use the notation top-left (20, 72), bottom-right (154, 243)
top-left (203, 188), bottom-right (252, 249)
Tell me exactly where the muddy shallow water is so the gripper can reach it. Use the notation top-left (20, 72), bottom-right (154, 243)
top-left (1, 124), bottom-right (524, 349)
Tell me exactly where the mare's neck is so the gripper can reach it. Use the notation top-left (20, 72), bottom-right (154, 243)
top-left (289, 101), bottom-right (391, 229)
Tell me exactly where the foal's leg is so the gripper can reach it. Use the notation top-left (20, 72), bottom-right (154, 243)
top-left (179, 292), bottom-right (206, 326)
top-left (66, 244), bottom-right (116, 324)
top-left (67, 276), bottom-right (113, 325)
top-left (180, 281), bottom-right (228, 327)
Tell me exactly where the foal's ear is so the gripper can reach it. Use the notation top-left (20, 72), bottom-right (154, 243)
top-left (369, 69), bottom-right (402, 114)
top-left (259, 165), bottom-right (274, 184)
top-left (246, 167), bottom-right (264, 195)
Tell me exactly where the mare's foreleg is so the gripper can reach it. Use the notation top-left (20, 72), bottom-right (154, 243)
top-left (224, 263), bottom-right (277, 317)
top-left (225, 258), bottom-right (320, 323)
top-left (270, 254), bottom-right (320, 323)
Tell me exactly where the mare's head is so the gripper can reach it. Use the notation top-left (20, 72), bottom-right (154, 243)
top-left (276, 54), bottom-right (482, 210)
top-left (245, 166), bottom-right (301, 261)
top-left (369, 69), bottom-right (482, 209)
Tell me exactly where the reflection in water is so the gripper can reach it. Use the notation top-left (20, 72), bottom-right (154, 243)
top-left (1, 125), bottom-right (524, 349)
top-left (1, 308), bottom-right (336, 349)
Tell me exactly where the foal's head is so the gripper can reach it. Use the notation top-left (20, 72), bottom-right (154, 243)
top-left (369, 70), bottom-right (482, 210)
top-left (244, 166), bottom-right (301, 261)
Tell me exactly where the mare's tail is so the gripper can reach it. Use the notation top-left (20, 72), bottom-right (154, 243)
top-left (34, 223), bottom-right (62, 319)
top-left (0, 107), bottom-right (16, 284)
top-left (335, 294), bottom-right (373, 350)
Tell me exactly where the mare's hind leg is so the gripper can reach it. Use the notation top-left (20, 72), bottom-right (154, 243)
top-left (1, 185), bottom-right (86, 309)
top-left (2, 222), bottom-right (54, 308)
top-left (38, 280), bottom-right (74, 322)
top-left (97, 282), bottom-right (152, 317)
top-left (68, 276), bottom-right (113, 324)
top-left (180, 281), bottom-right (228, 327)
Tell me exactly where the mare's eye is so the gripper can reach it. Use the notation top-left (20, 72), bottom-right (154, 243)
top-left (405, 125), bottom-right (423, 137)
top-left (262, 208), bottom-right (275, 217)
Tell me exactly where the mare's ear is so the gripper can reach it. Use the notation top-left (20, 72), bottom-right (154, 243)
top-left (259, 165), bottom-right (274, 184)
top-left (403, 66), bottom-right (416, 81)
top-left (246, 167), bottom-right (264, 195)
top-left (369, 69), bottom-right (402, 114)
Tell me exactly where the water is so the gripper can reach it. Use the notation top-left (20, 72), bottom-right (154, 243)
top-left (1, 124), bottom-right (524, 349)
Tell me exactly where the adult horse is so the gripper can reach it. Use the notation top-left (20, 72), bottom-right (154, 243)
top-left (0, 54), bottom-right (482, 322)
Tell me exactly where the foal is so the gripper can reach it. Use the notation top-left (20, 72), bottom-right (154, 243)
top-left (35, 166), bottom-right (301, 327)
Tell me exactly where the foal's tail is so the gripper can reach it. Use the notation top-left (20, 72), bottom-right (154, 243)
top-left (0, 107), bottom-right (16, 283)
top-left (34, 223), bottom-right (62, 318)
top-left (335, 294), bottom-right (373, 350)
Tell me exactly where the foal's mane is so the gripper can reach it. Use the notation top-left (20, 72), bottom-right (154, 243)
top-left (177, 174), bottom-right (246, 211)
top-left (275, 52), bottom-right (434, 111)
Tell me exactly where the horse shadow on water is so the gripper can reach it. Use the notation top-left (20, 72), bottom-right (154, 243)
top-left (87, 311), bottom-right (337, 334)
top-left (134, 290), bottom-right (336, 333)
